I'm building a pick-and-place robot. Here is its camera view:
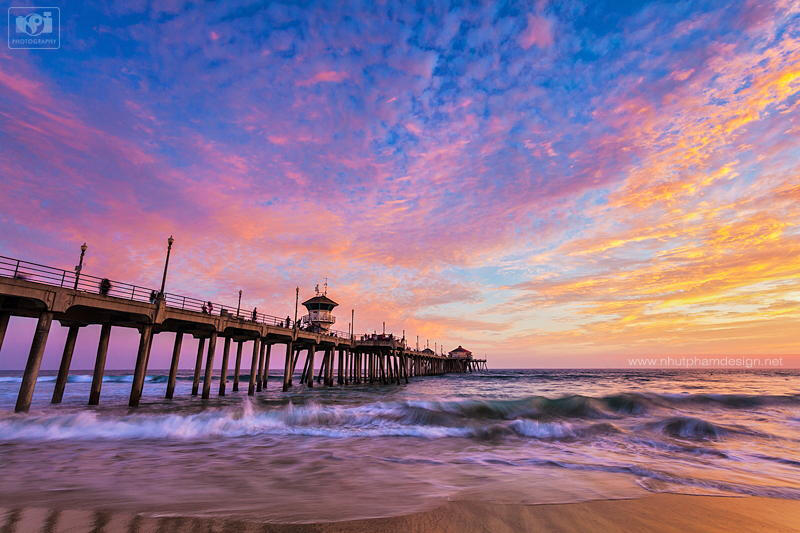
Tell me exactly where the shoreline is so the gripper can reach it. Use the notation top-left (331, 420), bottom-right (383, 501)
top-left (3, 494), bottom-right (800, 532)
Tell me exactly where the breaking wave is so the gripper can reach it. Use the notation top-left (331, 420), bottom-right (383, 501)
top-left (0, 399), bottom-right (477, 441)
top-left (1, 378), bottom-right (799, 506)
top-left (0, 391), bottom-right (785, 443)
top-left (648, 416), bottom-right (729, 440)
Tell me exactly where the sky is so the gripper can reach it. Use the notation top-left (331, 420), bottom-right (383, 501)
top-left (0, 0), bottom-right (799, 369)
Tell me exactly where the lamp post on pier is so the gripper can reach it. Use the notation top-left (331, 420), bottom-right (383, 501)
top-left (237, 289), bottom-right (242, 317)
top-left (293, 287), bottom-right (299, 331)
top-left (73, 242), bottom-right (88, 290)
top-left (159, 235), bottom-right (174, 298)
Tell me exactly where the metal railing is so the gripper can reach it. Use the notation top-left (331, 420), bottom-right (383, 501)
top-left (0, 255), bottom-right (416, 343)
top-left (0, 255), bottom-right (293, 330)
top-left (0, 256), bottom-right (155, 303)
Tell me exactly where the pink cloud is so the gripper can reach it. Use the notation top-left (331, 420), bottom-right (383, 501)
top-left (2, 1), bottom-right (799, 369)
top-left (268, 135), bottom-right (289, 145)
top-left (295, 70), bottom-right (349, 87)
top-left (519, 15), bottom-right (554, 49)
top-left (670, 68), bottom-right (695, 81)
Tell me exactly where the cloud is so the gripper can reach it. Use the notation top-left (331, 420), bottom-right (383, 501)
top-left (1, 1), bottom-right (799, 369)
top-left (519, 15), bottom-right (554, 49)
top-left (295, 70), bottom-right (349, 86)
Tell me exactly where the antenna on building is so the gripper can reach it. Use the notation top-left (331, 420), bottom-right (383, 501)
top-left (314, 278), bottom-right (329, 296)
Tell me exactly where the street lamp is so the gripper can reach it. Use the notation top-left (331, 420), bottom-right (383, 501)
top-left (237, 289), bottom-right (242, 317)
top-left (73, 242), bottom-right (87, 290)
top-left (293, 287), bottom-right (299, 331)
top-left (159, 235), bottom-right (174, 297)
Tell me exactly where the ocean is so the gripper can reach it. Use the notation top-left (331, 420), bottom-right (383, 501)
top-left (0, 369), bottom-right (799, 523)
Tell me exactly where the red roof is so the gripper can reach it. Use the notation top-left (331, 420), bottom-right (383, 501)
top-left (448, 345), bottom-right (472, 355)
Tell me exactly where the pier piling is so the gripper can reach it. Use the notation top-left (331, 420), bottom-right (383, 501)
top-left (248, 337), bottom-right (260, 395)
top-left (88, 323), bottom-right (112, 405)
top-left (233, 340), bottom-right (243, 392)
top-left (316, 352), bottom-right (326, 384)
top-left (52, 324), bottom-right (81, 404)
top-left (282, 341), bottom-right (294, 392)
top-left (303, 346), bottom-right (313, 387)
top-left (219, 336), bottom-right (231, 396)
top-left (327, 348), bottom-right (335, 386)
top-left (191, 337), bottom-right (205, 396)
top-left (129, 324), bottom-right (153, 407)
top-left (165, 331), bottom-right (183, 399)
top-left (262, 343), bottom-right (271, 390)
top-left (201, 332), bottom-right (218, 400)
top-left (15, 311), bottom-right (53, 413)
top-left (0, 311), bottom-right (9, 353)
top-left (256, 340), bottom-right (265, 392)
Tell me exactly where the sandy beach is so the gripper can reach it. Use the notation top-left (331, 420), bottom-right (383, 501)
top-left (3, 494), bottom-right (800, 533)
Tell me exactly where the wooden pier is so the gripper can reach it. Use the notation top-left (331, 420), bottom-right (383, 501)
top-left (0, 255), bottom-right (487, 412)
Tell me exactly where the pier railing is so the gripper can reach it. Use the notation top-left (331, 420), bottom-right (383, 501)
top-left (0, 256), bottom-right (156, 302)
top-left (0, 255), bottom-right (420, 343)
top-left (0, 255), bottom-right (291, 331)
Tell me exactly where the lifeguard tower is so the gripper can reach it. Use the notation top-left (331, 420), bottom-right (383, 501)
top-left (300, 281), bottom-right (338, 333)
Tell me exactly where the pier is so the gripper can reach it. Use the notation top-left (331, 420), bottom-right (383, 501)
top-left (0, 254), bottom-right (487, 412)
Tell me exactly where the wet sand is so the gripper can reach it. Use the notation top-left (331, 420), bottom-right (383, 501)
top-left (3, 494), bottom-right (800, 532)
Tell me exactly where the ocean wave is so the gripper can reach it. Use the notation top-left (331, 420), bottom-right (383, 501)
top-left (0, 390), bottom-right (791, 444)
top-left (628, 436), bottom-right (730, 458)
top-left (600, 392), bottom-right (800, 414)
top-left (509, 420), bottom-right (576, 438)
top-left (400, 395), bottom-right (607, 422)
top-left (0, 398), bottom-right (624, 442)
top-left (648, 416), bottom-right (729, 440)
top-left (383, 393), bottom-right (800, 425)
top-left (0, 400), bottom-right (472, 441)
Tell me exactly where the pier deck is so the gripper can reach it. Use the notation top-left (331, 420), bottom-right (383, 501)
top-left (0, 255), bottom-right (486, 412)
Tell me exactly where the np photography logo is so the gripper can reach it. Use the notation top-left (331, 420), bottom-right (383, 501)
top-left (8, 6), bottom-right (60, 49)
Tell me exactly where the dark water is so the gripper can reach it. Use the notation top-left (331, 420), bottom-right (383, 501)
top-left (1, 369), bottom-right (799, 522)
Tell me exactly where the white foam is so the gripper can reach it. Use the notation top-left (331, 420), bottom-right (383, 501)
top-left (510, 419), bottom-right (575, 438)
top-left (0, 399), bottom-right (473, 441)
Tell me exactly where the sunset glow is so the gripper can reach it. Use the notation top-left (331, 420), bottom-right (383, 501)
top-left (1, 0), bottom-right (798, 367)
